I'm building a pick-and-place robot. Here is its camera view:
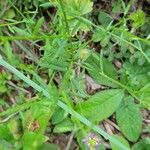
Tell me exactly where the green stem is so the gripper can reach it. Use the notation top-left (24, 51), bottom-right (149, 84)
top-left (0, 20), bottom-right (25, 27)
top-left (99, 72), bottom-right (139, 100)
top-left (0, 34), bottom-right (70, 41)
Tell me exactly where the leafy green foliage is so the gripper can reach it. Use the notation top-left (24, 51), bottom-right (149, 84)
top-left (131, 139), bottom-right (150, 150)
top-left (85, 52), bottom-right (118, 87)
top-left (76, 89), bottom-right (124, 123)
top-left (116, 96), bottom-right (142, 142)
top-left (110, 135), bottom-right (130, 150)
top-left (0, 71), bottom-right (11, 93)
top-left (0, 124), bottom-right (14, 142)
top-left (39, 143), bottom-right (59, 150)
top-left (22, 131), bottom-right (46, 150)
top-left (53, 118), bottom-right (74, 133)
top-left (50, 0), bottom-right (93, 34)
top-left (129, 9), bottom-right (145, 28)
top-left (98, 11), bottom-right (113, 27)
top-left (0, 0), bottom-right (150, 149)
top-left (120, 61), bottom-right (150, 90)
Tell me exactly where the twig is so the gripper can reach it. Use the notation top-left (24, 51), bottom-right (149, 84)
top-left (65, 130), bottom-right (75, 150)
top-left (103, 122), bottom-right (113, 135)
top-left (143, 119), bottom-right (150, 124)
top-left (0, 112), bottom-right (18, 123)
top-left (7, 81), bottom-right (29, 94)
top-left (106, 119), bottom-right (120, 131)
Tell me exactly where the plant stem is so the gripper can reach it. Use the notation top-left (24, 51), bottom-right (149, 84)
top-left (99, 72), bottom-right (139, 100)
top-left (0, 34), bottom-right (70, 41)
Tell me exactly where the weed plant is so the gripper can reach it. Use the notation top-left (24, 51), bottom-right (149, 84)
top-left (0, 0), bottom-right (150, 150)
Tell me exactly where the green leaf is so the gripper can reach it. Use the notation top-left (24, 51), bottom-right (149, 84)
top-left (85, 53), bottom-right (118, 87)
top-left (120, 62), bottom-right (150, 90)
top-left (3, 41), bottom-right (19, 65)
top-left (110, 135), bottom-right (130, 150)
top-left (40, 2), bottom-right (53, 8)
top-left (22, 131), bottom-right (46, 150)
top-left (22, 100), bottom-right (53, 134)
top-left (62, 0), bottom-right (93, 16)
top-left (129, 9), bottom-right (145, 28)
top-left (116, 96), bottom-right (142, 142)
top-left (138, 85), bottom-right (150, 110)
top-left (33, 17), bottom-right (44, 34)
top-left (12, 26), bottom-right (31, 36)
top-left (0, 140), bottom-right (14, 150)
top-left (76, 89), bottom-right (124, 123)
top-left (38, 143), bottom-right (59, 150)
top-left (92, 27), bottom-right (109, 43)
top-left (98, 11), bottom-right (113, 27)
top-left (7, 118), bottom-right (21, 140)
top-left (112, 0), bottom-right (123, 13)
top-left (3, 9), bottom-right (15, 19)
top-left (53, 118), bottom-right (74, 133)
top-left (0, 124), bottom-right (14, 142)
top-left (98, 144), bottom-right (106, 150)
top-left (131, 139), bottom-right (150, 150)
top-left (51, 0), bottom-right (93, 34)
top-left (39, 60), bottom-right (68, 71)
top-left (52, 107), bottom-right (68, 124)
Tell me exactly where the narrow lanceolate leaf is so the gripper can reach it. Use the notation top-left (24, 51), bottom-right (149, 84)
top-left (76, 89), bottom-right (124, 123)
top-left (116, 96), bottom-right (142, 142)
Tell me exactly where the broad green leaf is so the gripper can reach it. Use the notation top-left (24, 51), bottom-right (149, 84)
top-left (0, 124), bottom-right (13, 142)
top-left (3, 9), bottom-right (15, 19)
top-left (52, 107), bottom-right (68, 124)
top-left (22, 100), bottom-right (54, 134)
top-left (116, 96), bottom-right (142, 142)
top-left (85, 53), bottom-right (118, 87)
top-left (22, 131), bottom-right (46, 150)
top-left (76, 89), bottom-right (124, 123)
top-left (110, 135), bottom-right (130, 150)
top-left (53, 118), bottom-right (74, 133)
top-left (131, 139), bottom-right (150, 150)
